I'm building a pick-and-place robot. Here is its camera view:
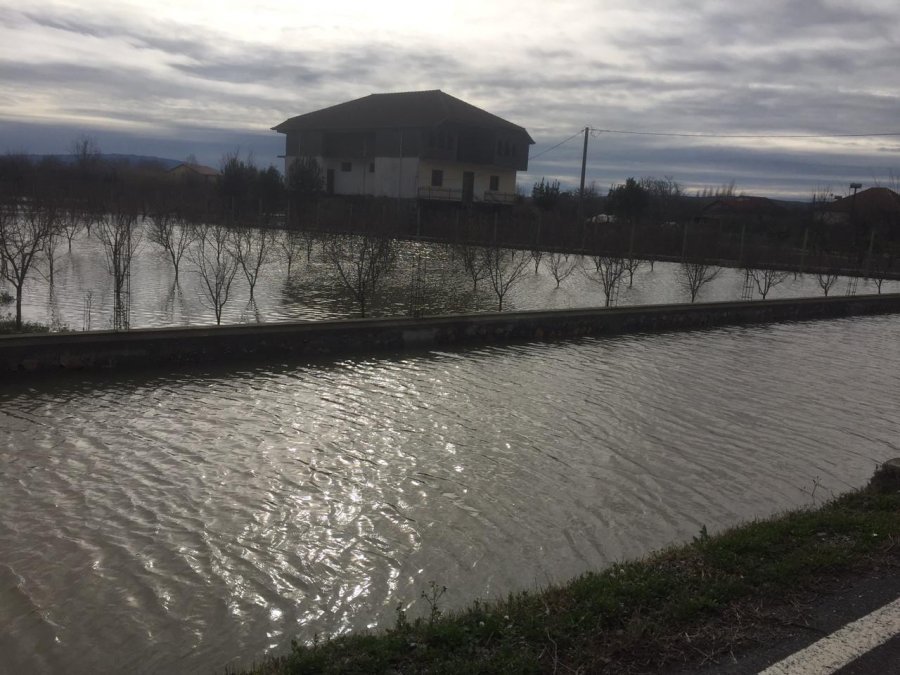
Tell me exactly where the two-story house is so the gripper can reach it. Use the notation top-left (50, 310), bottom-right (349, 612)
top-left (272, 90), bottom-right (533, 204)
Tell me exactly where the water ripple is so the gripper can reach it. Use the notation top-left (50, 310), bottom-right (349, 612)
top-left (1, 315), bottom-right (898, 672)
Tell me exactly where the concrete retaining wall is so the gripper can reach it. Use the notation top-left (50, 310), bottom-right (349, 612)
top-left (2, 293), bottom-right (899, 374)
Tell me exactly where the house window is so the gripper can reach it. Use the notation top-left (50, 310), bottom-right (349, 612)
top-left (431, 169), bottom-right (444, 187)
top-left (489, 175), bottom-right (499, 191)
top-left (369, 162), bottom-right (375, 173)
top-left (341, 162), bottom-right (352, 172)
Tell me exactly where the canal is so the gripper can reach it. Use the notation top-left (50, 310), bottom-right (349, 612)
top-left (1, 314), bottom-right (897, 673)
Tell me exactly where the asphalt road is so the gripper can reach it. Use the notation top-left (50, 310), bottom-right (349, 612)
top-left (684, 566), bottom-right (900, 674)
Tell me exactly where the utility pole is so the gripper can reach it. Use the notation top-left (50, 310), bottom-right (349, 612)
top-left (578, 126), bottom-right (589, 222)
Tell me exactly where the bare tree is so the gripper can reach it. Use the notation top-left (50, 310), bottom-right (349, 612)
top-left (815, 270), bottom-right (840, 296)
top-left (530, 249), bottom-right (543, 274)
top-left (623, 258), bottom-right (643, 287)
top-left (40, 227), bottom-right (63, 288)
top-left (547, 252), bottom-right (577, 288)
top-left (746, 267), bottom-right (790, 299)
top-left (230, 226), bottom-right (275, 301)
top-left (584, 256), bottom-right (626, 307)
top-left (0, 197), bottom-right (58, 329)
top-left (190, 224), bottom-right (240, 325)
top-left (678, 262), bottom-right (721, 303)
top-left (456, 243), bottom-right (489, 291)
top-left (278, 228), bottom-right (306, 277)
top-left (324, 233), bottom-right (396, 317)
top-left (59, 206), bottom-right (84, 251)
top-left (95, 207), bottom-right (143, 330)
top-left (149, 212), bottom-right (195, 282)
top-left (482, 246), bottom-right (531, 311)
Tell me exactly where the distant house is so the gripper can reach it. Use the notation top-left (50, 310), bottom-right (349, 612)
top-left (697, 196), bottom-right (788, 222)
top-left (167, 162), bottom-right (220, 182)
top-left (272, 90), bottom-right (533, 204)
top-left (823, 187), bottom-right (900, 229)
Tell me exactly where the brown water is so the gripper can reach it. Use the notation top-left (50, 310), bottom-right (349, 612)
top-left (1, 315), bottom-right (898, 673)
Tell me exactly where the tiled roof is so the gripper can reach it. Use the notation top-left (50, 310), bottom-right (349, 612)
top-left (168, 162), bottom-right (220, 176)
top-left (702, 196), bottom-right (786, 215)
top-left (273, 90), bottom-right (534, 142)
top-left (827, 187), bottom-right (900, 215)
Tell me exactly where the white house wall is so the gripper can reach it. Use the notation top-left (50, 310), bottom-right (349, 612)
top-left (284, 155), bottom-right (515, 200)
top-left (372, 157), bottom-right (420, 198)
top-left (417, 160), bottom-right (517, 198)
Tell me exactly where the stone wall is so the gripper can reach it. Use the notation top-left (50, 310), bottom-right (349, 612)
top-left (2, 294), bottom-right (899, 374)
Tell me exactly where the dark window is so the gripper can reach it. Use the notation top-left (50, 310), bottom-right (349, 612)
top-left (489, 175), bottom-right (499, 191)
top-left (431, 169), bottom-right (443, 187)
top-left (341, 162), bottom-right (352, 172)
top-left (369, 162), bottom-right (375, 173)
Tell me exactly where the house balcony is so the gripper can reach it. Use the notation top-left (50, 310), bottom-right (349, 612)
top-left (418, 187), bottom-right (463, 201)
top-left (482, 190), bottom-right (518, 205)
top-left (417, 187), bottom-right (518, 204)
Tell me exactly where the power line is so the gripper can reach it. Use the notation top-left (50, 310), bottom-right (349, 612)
top-left (589, 127), bottom-right (900, 139)
top-left (529, 130), bottom-right (585, 160)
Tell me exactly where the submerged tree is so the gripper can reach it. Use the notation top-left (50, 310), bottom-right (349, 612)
top-left (547, 252), bottom-right (577, 288)
top-left (229, 226), bottom-right (275, 301)
top-left (678, 262), bottom-right (721, 303)
top-left (746, 267), bottom-right (790, 300)
top-left (482, 246), bottom-right (531, 311)
top-left (278, 228), bottom-right (307, 277)
top-left (0, 196), bottom-right (58, 329)
top-left (584, 255), bottom-right (626, 307)
top-left (190, 224), bottom-right (240, 325)
top-left (623, 258), bottom-right (643, 287)
top-left (456, 243), bottom-right (489, 291)
top-left (324, 233), bottom-right (396, 317)
top-left (96, 206), bottom-right (143, 330)
top-left (149, 212), bottom-right (195, 282)
top-left (815, 270), bottom-right (840, 296)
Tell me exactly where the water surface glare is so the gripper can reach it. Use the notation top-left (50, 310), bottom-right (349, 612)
top-left (1, 316), bottom-right (898, 673)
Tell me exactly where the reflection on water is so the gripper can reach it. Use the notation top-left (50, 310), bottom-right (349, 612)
top-left (14, 225), bottom-right (900, 330)
top-left (1, 315), bottom-right (898, 672)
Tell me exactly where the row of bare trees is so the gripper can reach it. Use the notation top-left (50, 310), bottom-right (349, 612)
top-left (0, 196), bottom-right (881, 332)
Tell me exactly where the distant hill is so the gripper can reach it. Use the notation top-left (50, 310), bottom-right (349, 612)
top-left (24, 153), bottom-right (182, 169)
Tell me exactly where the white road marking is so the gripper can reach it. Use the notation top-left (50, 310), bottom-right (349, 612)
top-left (759, 595), bottom-right (900, 674)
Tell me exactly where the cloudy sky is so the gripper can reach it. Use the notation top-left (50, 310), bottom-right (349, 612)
top-left (1, 0), bottom-right (899, 199)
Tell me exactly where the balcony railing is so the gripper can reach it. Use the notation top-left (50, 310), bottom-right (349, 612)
top-left (482, 190), bottom-right (518, 204)
top-left (418, 187), bottom-right (463, 201)
top-left (417, 187), bottom-right (517, 204)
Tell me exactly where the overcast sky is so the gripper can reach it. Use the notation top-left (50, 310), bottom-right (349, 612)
top-left (1, 0), bottom-right (899, 199)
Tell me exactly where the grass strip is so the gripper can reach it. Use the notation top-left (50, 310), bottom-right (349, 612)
top-left (241, 482), bottom-right (900, 674)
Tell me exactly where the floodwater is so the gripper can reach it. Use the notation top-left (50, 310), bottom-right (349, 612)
top-left (1, 314), bottom-right (898, 673)
top-left (12, 224), bottom-right (898, 330)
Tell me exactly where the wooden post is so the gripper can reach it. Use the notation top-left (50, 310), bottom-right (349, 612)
top-left (799, 226), bottom-right (809, 274)
top-left (865, 229), bottom-right (876, 277)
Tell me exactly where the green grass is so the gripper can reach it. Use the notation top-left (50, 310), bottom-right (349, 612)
top-left (240, 484), bottom-right (900, 674)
